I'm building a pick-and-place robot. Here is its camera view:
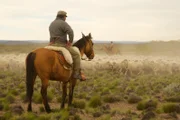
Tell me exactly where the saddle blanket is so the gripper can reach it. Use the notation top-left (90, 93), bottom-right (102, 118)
top-left (44, 46), bottom-right (80, 65)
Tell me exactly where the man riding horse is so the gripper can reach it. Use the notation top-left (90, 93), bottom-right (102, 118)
top-left (49, 10), bottom-right (86, 81)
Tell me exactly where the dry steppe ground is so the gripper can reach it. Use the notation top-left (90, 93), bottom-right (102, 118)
top-left (0, 41), bottom-right (180, 120)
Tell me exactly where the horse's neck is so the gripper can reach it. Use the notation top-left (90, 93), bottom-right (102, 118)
top-left (80, 48), bottom-right (84, 57)
top-left (76, 46), bottom-right (84, 57)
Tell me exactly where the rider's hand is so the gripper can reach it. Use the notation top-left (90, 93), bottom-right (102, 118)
top-left (66, 41), bottom-right (72, 47)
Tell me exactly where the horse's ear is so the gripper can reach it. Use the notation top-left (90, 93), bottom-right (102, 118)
top-left (88, 33), bottom-right (92, 38)
top-left (81, 32), bottom-right (85, 38)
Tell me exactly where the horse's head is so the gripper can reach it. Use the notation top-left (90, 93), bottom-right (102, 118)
top-left (73, 33), bottom-right (94, 60)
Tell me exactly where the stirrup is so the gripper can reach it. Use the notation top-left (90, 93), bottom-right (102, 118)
top-left (73, 74), bottom-right (86, 81)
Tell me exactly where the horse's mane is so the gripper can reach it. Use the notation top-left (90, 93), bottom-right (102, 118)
top-left (73, 36), bottom-right (92, 50)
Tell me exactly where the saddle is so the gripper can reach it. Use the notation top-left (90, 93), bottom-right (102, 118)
top-left (44, 45), bottom-right (80, 70)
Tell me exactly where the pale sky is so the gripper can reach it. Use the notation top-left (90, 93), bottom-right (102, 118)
top-left (0, 0), bottom-right (180, 41)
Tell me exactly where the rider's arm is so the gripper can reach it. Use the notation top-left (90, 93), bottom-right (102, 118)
top-left (62, 21), bottom-right (74, 43)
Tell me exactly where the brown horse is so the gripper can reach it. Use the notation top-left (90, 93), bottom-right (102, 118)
top-left (26, 33), bottom-right (94, 113)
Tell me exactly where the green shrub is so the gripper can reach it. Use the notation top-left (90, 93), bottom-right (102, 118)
top-left (165, 96), bottom-right (180, 102)
top-left (36, 114), bottom-right (51, 120)
top-left (39, 106), bottom-right (45, 112)
top-left (76, 93), bottom-right (87, 99)
top-left (6, 94), bottom-right (15, 103)
top-left (163, 83), bottom-right (180, 96)
top-left (103, 95), bottom-right (121, 103)
top-left (89, 96), bottom-right (102, 108)
top-left (20, 112), bottom-right (37, 120)
top-left (3, 112), bottom-right (12, 120)
top-left (59, 110), bottom-right (69, 120)
top-left (2, 101), bottom-right (10, 111)
top-left (73, 114), bottom-right (82, 120)
top-left (127, 94), bottom-right (142, 104)
top-left (20, 92), bottom-right (27, 102)
top-left (93, 111), bottom-right (102, 117)
top-left (56, 96), bottom-right (62, 103)
top-left (162, 103), bottom-right (180, 113)
top-left (9, 89), bottom-right (19, 96)
top-left (33, 92), bottom-right (42, 104)
top-left (137, 99), bottom-right (158, 110)
top-left (72, 100), bottom-right (86, 109)
top-left (47, 92), bottom-right (54, 102)
top-left (137, 101), bottom-right (146, 110)
top-left (101, 87), bottom-right (110, 95)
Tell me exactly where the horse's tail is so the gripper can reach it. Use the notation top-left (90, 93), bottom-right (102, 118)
top-left (26, 52), bottom-right (36, 99)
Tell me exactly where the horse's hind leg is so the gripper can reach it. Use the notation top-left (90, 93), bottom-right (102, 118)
top-left (41, 79), bottom-right (51, 113)
top-left (61, 83), bottom-right (67, 109)
top-left (68, 78), bottom-right (77, 107)
top-left (27, 74), bottom-right (37, 112)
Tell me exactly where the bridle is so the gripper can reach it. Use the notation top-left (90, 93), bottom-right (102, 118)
top-left (83, 39), bottom-right (94, 61)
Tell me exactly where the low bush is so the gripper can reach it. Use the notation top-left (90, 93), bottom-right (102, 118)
top-left (162, 103), bottom-right (180, 113)
top-left (72, 99), bottom-right (86, 109)
top-left (89, 96), bottom-right (102, 108)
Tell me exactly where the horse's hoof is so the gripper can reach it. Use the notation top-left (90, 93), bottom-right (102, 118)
top-left (46, 109), bottom-right (51, 113)
top-left (27, 107), bottom-right (32, 112)
top-left (27, 110), bottom-right (32, 112)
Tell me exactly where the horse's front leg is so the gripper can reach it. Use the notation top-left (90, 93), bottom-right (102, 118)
top-left (61, 82), bottom-right (67, 109)
top-left (68, 78), bottom-right (77, 107)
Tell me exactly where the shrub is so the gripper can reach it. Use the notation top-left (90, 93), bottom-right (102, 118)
top-left (137, 99), bottom-right (158, 110)
top-left (165, 96), bottom-right (180, 102)
top-left (9, 89), bottom-right (19, 96)
top-left (103, 95), bottom-right (121, 103)
top-left (76, 93), bottom-right (87, 99)
top-left (89, 96), bottom-right (102, 108)
top-left (47, 91), bottom-right (54, 102)
top-left (39, 106), bottom-right (45, 112)
top-left (2, 112), bottom-right (12, 120)
top-left (6, 93), bottom-right (15, 103)
top-left (93, 111), bottom-right (102, 118)
top-left (163, 83), bottom-right (180, 96)
top-left (73, 114), bottom-right (82, 120)
top-left (19, 112), bottom-right (37, 120)
top-left (33, 92), bottom-right (42, 104)
top-left (127, 94), bottom-right (142, 104)
top-left (137, 101), bottom-right (146, 110)
top-left (59, 110), bottom-right (69, 120)
top-left (20, 92), bottom-right (27, 102)
top-left (2, 101), bottom-right (10, 111)
top-left (72, 100), bottom-right (86, 109)
top-left (162, 103), bottom-right (180, 113)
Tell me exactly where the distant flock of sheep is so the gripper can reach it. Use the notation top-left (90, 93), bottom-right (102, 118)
top-left (0, 54), bottom-right (180, 77)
